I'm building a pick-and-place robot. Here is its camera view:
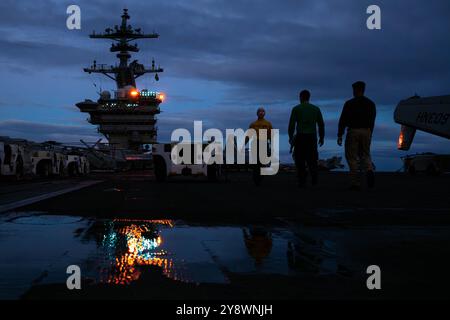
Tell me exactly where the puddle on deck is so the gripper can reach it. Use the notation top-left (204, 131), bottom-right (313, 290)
top-left (0, 213), bottom-right (337, 299)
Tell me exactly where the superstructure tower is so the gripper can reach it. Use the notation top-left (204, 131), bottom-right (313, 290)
top-left (76, 9), bottom-right (164, 151)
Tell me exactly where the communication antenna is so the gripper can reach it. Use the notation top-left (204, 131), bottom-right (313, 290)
top-left (92, 83), bottom-right (101, 96)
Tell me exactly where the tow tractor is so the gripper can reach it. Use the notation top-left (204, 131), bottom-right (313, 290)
top-left (0, 137), bottom-right (32, 179)
top-left (152, 143), bottom-right (221, 182)
top-left (30, 144), bottom-right (66, 177)
top-left (402, 153), bottom-right (450, 175)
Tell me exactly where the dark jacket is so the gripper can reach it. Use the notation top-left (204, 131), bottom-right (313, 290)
top-left (338, 96), bottom-right (376, 137)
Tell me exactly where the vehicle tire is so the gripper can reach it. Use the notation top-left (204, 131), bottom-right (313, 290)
top-left (154, 156), bottom-right (167, 182)
top-left (408, 165), bottom-right (416, 175)
top-left (44, 163), bottom-right (51, 178)
top-left (15, 157), bottom-right (24, 180)
top-left (207, 164), bottom-right (217, 182)
top-left (59, 163), bottom-right (65, 177)
top-left (37, 161), bottom-right (50, 178)
top-left (68, 163), bottom-right (79, 177)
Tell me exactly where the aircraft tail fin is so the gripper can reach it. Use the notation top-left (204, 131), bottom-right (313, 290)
top-left (397, 125), bottom-right (416, 150)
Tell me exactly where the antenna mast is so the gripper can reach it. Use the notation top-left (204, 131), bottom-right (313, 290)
top-left (83, 8), bottom-right (163, 89)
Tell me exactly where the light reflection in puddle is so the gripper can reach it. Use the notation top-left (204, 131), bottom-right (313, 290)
top-left (89, 219), bottom-right (338, 286)
top-left (97, 220), bottom-right (184, 285)
top-left (0, 214), bottom-right (338, 298)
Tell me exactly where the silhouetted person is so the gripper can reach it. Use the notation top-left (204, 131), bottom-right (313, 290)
top-left (248, 107), bottom-right (273, 185)
top-left (337, 81), bottom-right (376, 190)
top-left (288, 90), bottom-right (325, 187)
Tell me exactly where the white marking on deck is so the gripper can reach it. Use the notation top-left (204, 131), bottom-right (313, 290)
top-left (0, 180), bottom-right (102, 213)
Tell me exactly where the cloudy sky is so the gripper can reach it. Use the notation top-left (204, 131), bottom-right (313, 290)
top-left (1, 0), bottom-right (449, 170)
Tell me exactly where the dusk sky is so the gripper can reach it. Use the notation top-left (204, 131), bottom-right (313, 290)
top-left (1, 0), bottom-right (449, 170)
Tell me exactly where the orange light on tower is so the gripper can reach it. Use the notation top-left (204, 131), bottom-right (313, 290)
top-left (129, 89), bottom-right (139, 98)
top-left (158, 93), bottom-right (165, 102)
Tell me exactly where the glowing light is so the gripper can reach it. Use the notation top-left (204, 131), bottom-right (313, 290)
top-left (398, 132), bottom-right (404, 148)
top-left (99, 221), bottom-right (191, 286)
top-left (158, 93), bottom-right (165, 101)
top-left (129, 89), bottom-right (139, 98)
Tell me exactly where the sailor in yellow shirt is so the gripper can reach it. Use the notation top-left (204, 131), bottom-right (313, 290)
top-left (249, 107), bottom-right (273, 141)
top-left (248, 107), bottom-right (273, 185)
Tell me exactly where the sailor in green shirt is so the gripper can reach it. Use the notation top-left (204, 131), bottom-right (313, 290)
top-left (288, 90), bottom-right (325, 187)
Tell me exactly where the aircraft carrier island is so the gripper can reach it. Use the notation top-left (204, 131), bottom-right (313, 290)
top-left (1, 6), bottom-right (450, 305)
top-left (76, 8), bottom-right (164, 152)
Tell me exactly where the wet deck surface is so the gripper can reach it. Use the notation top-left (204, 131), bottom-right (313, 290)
top-left (0, 179), bottom-right (102, 213)
top-left (1, 172), bottom-right (450, 299)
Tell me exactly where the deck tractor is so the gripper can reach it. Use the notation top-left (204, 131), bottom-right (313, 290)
top-left (402, 153), bottom-right (450, 175)
top-left (66, 154), bottom-right (90, 176)
top-left (152, 143), bottom-right (221, 182)
top-left (0, 138), bottom-right (32, 179)
top-left (30, 148), bottom-right (65, 178)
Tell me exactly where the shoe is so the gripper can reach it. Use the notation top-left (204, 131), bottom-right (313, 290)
top-left (366, 170), bottom-right (375, 189)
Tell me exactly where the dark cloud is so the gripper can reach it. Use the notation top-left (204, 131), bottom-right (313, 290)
top-left (0, 120), bottom-right (100, 143)
top-left (2, 1), bottom-right (449, 105)
top-left (0, 38), bottom-right (96, 68)
top-left (135, 0), bottom-right (450, 105)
